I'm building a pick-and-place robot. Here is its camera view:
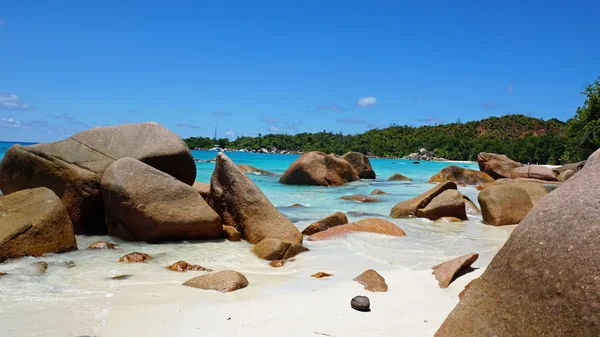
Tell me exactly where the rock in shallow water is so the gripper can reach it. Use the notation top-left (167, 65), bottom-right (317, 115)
top-left (351, 296), bottom-right (371, 312)
top-left (183, 270), bottom-right (248, 293)
top-left (478, 184), bottom-right (533, 226)
top-left (0, 187), bottom-right (77, 262)
top-left (388, 173), bottom-right (412, 181)
top-left (390, 181), bottom-right (457, 218)
top-left (222, 225), bottom-right (241, 241)
top-left (307, 218), bottom-right (406, 241)
top-left (253, 238), bottom-right (308, 260)
top-left (119, 252), bottom-right (151, 263)
top-left (416, 189), bottom-right (468, 221)
top-left (279, 151), bottom-right (358, 186)
top-left (269, 260), bottom-right (285, 268)
top-left (428, 165), bottom-right (494, 185)
top-left (301, 211), bottom-right (348, 236)
top-left (340, 194), bottom-right (379, 203)
top-left (341, 151), bottom-right (376, 179)
top-left (87, 241), bottom-right (117, 249)
top-left (167, 260), bottom-right (212, 272)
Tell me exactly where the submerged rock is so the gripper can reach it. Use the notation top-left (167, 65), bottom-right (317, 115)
top-left (428, 165), bottom-right (494, 185)
top-left (369, 189), bottom-right (387, 195)
top-left (436, 149), bottom-right (600, 336)
top-left (0, 122), bottom-right (195, 234)
top-left (119, 252), bottom-right (151, 263)
top-left (237, 164), bottom-right (277, 176)
top-left (253, 238), bottom-right (308, 260)
top-left (102, 158), bottom-right (222, 242)
top-left (167, 260), bottom-right (212, 272)
top-left (351, 296), bottom-right (371, 312)
top-left (340, 194), bottom-right (379, 203)
top-left (34, 261), bottom-right (48, 274)
top-left (388, 173), bottom-right (412, 181)
top-left (478, 184), bottom-right (533, 226)
top-left (87, 241), bottom-right (117, 249)
top-left (432, 253), bottom-right (478, 288)
top-left (279, 151), bottom-right (358, 186)
top-left (269, 260), bottom-right (285, 268)
top-left (354, 269), bottom-right (388, 292)
top-left (0, 187), bottom-right (77, 262)
top-left (208, 153), bottom-right (302, 244)
top-left (301, 211), bottom-right (348, 236)
top-left (341, 152), bottom-right (376, 179)
top-left (183, 270), bottom-right (248, 293)
top-left (311, 272), bottom-right (333, 278)
top-left (307, 218), bottom-right (406, 241)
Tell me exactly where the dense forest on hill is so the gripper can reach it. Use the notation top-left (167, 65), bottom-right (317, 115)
top-left (184, 114), bottom-right (567, 164)
top-left (184, 77), bottom-right (600, 165)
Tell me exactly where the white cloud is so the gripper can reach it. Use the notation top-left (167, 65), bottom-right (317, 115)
top-left (225, 129), bottom-right (237, 138)
top-left (357, 96), bottom-right (377, 108)
top-left (0, 94), bottom-right (32, 111)
top-left (0, 117), bottom-right (21, 128)
top-left (268, 125), bottom-right (280, 132)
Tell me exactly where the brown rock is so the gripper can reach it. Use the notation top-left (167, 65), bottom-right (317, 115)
top-left (558, 169), bottom-right (574, 182)
top-left (287, 203), bottom-right (305, 207)
top-left (477, 152), bottom-right (523, 179)
top-left (192, 181), bottom-right (210, 200)
top-left (208, 153), bottom-right (302, 244)
top-left (307, 218), bottom-right (406, 241)
top-left (269, 260), bottom-right (285, 268)
top-left (552, 161), bottom-right (585, 176)
top-left (341, 152), bottom-right (376, 179)
top-left (35, 261), bottom-right (48, 274)
top-left (478, 184), bottom-right (533, 226)
top-left (183, 270), bottom-right (248, 293)
top-left (388, 173), bottom-right (412, 181)
top-left (87, 241), bottom-right (117, 249)
top-left (462, 196), bottom-right (481, 214)
top-left (416, 189), bottom-right (467, 221)
top-left (0, 187), bottom-right (77, 262)
top-left (354, 269), bottom-right (388, 292)
top-left (311, 272), bottom-right (333, 278)
top-left (512, 165), bottom-right (558, 181)
top-left (340, 194), bottom-right (379, 203)
top-left (237, 164), bottom-right (276, 176)
top-left (0, 272), bottom-right (6, 276)
top-left (432, 253), bottom-right (478, 288)
top-left (253, 238), bottom-right (308, 260)
top-left (101, 158), bottom-right (222, 242)
top-left (0, 122), bottom-right (195, 234)
top-left (279, 151), bottom-right (358, 186)
top-left (369, 189), bottom-right (387, 195)
top-left (434, 217), bottom-right (463, 223)
top-left (119, 252), bottom-right (151, 263)
top-left (390, 181), bottom-right (457, 218)
top-left (428, 166), bottom-right (495, 185)
top-left (223, 225), bottom-right (241, 241)
top-left (167, 260), bottom-right (212, 272)
top-left (301, 212), bottom-right (348, 235)
top-left (458, 280), bottom-right (475, 300)
top-left (436, 149), bottom-right (600, 337)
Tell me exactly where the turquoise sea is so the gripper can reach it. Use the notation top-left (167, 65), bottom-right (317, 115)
top-left (0, 141), bottom-right (513, 336)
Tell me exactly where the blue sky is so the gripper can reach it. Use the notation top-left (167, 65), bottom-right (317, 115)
top-left (1, 1), bottom-right (598, 142)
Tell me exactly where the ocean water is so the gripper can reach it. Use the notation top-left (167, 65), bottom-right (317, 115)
top-left (0, 142), bottom-right (514, 336)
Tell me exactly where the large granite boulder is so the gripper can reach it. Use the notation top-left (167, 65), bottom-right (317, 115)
top-left (279, 151), bottom-right (358, 186)
top-left (0, 188), bottom-right (77, 262)
top-left (416, 189), bottom-right (467, 221)
top-left (478, 180), bottom-right (548, 205)
top-left (428, 166), bottom-right (494, 185)
top-left (307, 218), bottom-right (406, 241)
top-left (0, 123), bottom-right (195, 234)
top-left (512, 165), bottom-right (558, 181)
top-left (341, 152), bottom-right (376, 179)
top-left (208, 153), bottom-right (302, 244)
top-left (390, 181), bottom-right (457, 218)
top-left (192, 181), bottom-right (210, 200)
top-left (478, 184), bottom-right (533, 226)
top-left (101, 158), bottom-right (222, 242)
top-left (436, 149), bottom-right (600, 336)
top-left (477, 152), bottom-right (523, 179)
top-left (301, 211), bottom-right (348, 235)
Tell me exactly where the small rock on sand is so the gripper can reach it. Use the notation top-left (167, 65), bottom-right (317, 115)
top-left (119, 252), bottom-right (151, 263)
top-left (311, 272), bottom-right (333, 278)
top-left (167, 260), bottom-right (212, 272)
top-left (351, 296), bottom-right (371, 312)
top-left (88, 241), bottom-right (117, 249)
top-left (432, 253), bottom-right (479, 288)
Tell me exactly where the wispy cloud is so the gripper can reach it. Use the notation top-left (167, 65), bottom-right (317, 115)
top-left (0, 94), bottom-right (33, 111)
top-left (417, 116), bottom-right (443, 125)
top-left (176, 122), bottom-right (202, 129)
top-left (0, 117), bottom-right (21, 128)
top-left (46, 112), bottom-right (75, 120)
top-left (212, 109), bottom-right (233, 117)
top-left (481, 100), bottom-right (508, 111)
top-left (225, 128), bottom-right (237, 139)
top-left (260, 117), bottom-right (280, 125)
top-left (357, 96), bottom-right (377, 108)
top-left (267, 125), bottom-right (280, 132)
top-left (317, 104), bottom-right (348, 112)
